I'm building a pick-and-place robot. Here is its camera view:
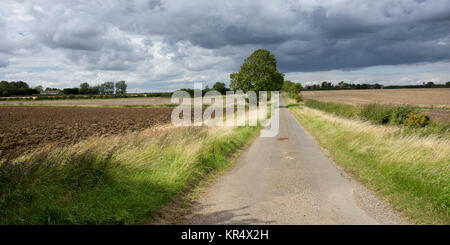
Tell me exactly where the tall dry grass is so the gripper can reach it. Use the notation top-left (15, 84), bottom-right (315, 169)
top-left (0, 123), bottom-right (260, 224)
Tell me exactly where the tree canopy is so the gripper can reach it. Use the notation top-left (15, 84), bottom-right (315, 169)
top-left (115, 80), bottom-right (127, 94)
top-left (230, 49), bottom-right (284, 93)
top-left (282, 80), bottom-right (302, 94)
top-left (0, 81), bottom-right (38, 96)
top-left (99, 82), bottom-right (115, 95)
top-left (212, 82), bottom-right (228, 94)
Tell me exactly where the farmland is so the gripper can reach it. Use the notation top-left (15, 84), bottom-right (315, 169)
top-left (0, 98), bottom-right (263, 224)
top-left (0, 106), bottom-right (174, 158)
top-left (302, 88), bottom-right (450, 107)
top-left (302, 88), bottom-right (450, 123)
top-left (0, 124), bottom-right (261, 224)
top-left (0, 97), bottom-right (175, 107)
top-left (285, 95), bottom-right (450, 224)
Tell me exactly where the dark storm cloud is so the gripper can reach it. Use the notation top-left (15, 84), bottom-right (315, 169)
top-left (272, 2), bottom-right (450, 72)
top-left (100, 0), bottom-right (450, 72)
top-left (276, 18), bottom-right (450, 72)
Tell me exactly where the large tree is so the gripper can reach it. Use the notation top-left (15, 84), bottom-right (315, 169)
top-left (34, 85), bottom-right (44, 93)
top-left (115, 80), bottom-right (127, 94)
top-left (99, 82), bottom-right (115, 95)
top-left (230, 49), bottom-right (284, 93)
top-left (79, 82), bottom-right (90, 94)
top-left (0, 81), bottom-right (9, 91)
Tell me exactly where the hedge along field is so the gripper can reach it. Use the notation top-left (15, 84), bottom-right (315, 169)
top-left (285, 96), bottom-right (450, 224)
top-left (0, 96), bottom-right (176, 107)
top-left (304, 99), bottom-right (422, 124)
top-left (0, 124), bottom-right (261, 224)
top-left (304, 99), bottom-right (450, 138)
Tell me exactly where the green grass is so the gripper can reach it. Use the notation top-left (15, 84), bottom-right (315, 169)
top-left (0, 125), bottom-right (261, 224)
top-left (304, 99), bottom-right (360, 118)
top-left (285, 98), bottom-right (450, 224)
top-left (304, 99), bottom-right (449, 138)
top-left (304, 99), bottom-right (419, 124)
top-left (359, 103), bottom-right (417, 125)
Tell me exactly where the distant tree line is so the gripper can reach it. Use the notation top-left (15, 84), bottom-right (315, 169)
top-left (0, 80), bottom-right (128, 97)
top-left (305, 81), bottom-right (450, 90)
top-left (0, 81), bottom-right (39, 96)
top-left (178, 82), bottom-right (231, 96)
top-left (2, 78), bottom-right (449, 98)
top-left (63, 81), bottom-right (128, 95)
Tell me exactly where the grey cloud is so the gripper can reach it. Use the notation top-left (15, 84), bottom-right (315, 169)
top-left (106, 0), bottom-right (450, 72)
top-left (0, 59), bottom-right (8, 68)
top-left (1, 0), bottom-right (449, 89)
top-left (148, 0), bottom-right (163, 10)
top-left (26, 2), bottom-right (148, 70)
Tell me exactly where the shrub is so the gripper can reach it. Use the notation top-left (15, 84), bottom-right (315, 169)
top-left (406, 113), bottom-right (430, 127)
top-left (360, 104), bottom-right (393, 124)
top-left (360, 104), bottom-right (417, 125)
top-left (291, 93), bottom-right (302, 102)
top-left (282, 81), bottom-right (303, 95)
top-left (390, 105), bottom-right (418, 125)
top-left (306, 101), bottom-right (431, 128)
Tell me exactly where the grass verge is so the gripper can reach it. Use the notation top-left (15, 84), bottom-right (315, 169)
top-left (304, 99), bottom-right (450, 138)
top-left (285, 97), bottom-right (449, 224)
top-left (0, 125), bottom-right (261, 224)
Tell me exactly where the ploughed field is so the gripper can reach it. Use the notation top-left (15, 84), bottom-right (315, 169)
top-left (0, 106), bottom-right (173, 158)
top-left (302, 88), bottom-right (450, 123)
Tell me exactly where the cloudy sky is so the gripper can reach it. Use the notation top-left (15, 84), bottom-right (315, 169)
top-left (0, 0), bottom-right (449, 91)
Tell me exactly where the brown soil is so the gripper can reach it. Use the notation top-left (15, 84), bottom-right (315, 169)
top-left (0, 106), bottom-right (174, 158)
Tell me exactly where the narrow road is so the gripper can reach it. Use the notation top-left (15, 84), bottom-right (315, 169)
top-left (187, 98), bottom-right (406, 225)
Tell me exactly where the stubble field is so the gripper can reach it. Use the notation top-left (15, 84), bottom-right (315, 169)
top-left (302, 88), bottom-right (450, 107)
top-left (302, 88), bottom-right (450, 122)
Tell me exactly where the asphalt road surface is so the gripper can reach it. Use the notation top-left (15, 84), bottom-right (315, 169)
top-left (187, 98), bottom-right (407, 225)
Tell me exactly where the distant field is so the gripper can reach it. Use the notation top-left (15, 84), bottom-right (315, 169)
top-left (302, 88), bottom-right (450, 107)
top-left (0, 97), bottom-right (175, 107)
top-left (302, 88), bottom-right (450, 123)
